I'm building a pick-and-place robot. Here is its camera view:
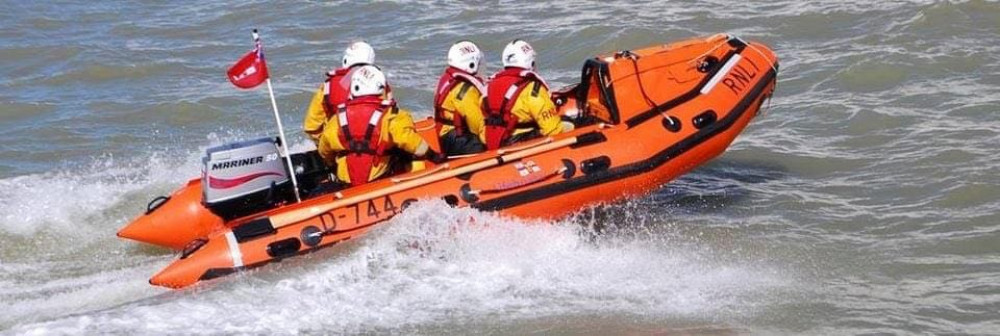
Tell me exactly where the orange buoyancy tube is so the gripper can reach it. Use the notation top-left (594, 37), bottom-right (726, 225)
top-left (335, 96), bottom-right (394, 186)
top-left (433, 67), bottom-right (485, 137)
top-left (483, 68), bottom-right (547, 149)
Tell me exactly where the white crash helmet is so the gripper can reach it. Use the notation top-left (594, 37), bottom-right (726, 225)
top-left (501, 39), bottom-right (535, 70)
top-left (350, 65), bottom-right (386, 97)
top-left (447, 41), bottom-right (483, 74)
top-left (342, 41), bottom-right (375, 68)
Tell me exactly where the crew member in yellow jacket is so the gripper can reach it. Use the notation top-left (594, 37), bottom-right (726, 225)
top-left (303, 41), bottom-right (393, 142)
top-left (433, 41), bottom-right (488, 155)
top-left (483, 39), bottom-right (573, 149)
top-left (317, 65), bottom-right (446, 186)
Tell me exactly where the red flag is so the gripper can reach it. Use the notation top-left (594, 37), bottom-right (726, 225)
top-left (227, 44), bottom-right (268, 89)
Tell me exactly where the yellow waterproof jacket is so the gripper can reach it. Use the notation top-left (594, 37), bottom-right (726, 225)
top-left (437, 81), bottom-right (486, 137)
top-left (317, 99), bottom-right (429, 184)
top-left (508, 82), bottom-right (564, 138)
top-left (303, 86), bottom-right (327, 141)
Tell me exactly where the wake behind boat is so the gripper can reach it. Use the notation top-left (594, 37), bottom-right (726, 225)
top-left (117, 33), bottom-right (778, 288)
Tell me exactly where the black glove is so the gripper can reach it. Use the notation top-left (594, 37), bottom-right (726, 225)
top-left (425, 150), bottom-right (448, 164)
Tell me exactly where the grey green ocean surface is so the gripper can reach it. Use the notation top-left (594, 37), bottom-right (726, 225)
top-left (1, 1), bottom-right (998, 334)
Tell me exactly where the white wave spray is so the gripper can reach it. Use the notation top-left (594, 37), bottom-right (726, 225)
top-left (9, 200), bottom-right (790, 334)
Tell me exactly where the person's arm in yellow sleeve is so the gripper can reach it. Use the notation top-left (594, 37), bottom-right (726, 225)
top-left (303, 85), bottom-right (327, 141)
top-left (316, 121), bottom-right (345, 167)
top-left (386, 108), bottom-right (430, 157)
top-left (453, 83), bottom-right (486, 136)
top-left (524, 83), bottom-right (565, 136)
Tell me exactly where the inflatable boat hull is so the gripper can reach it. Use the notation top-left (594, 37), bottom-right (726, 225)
top-left (119, 33), bottom-right (779, 288)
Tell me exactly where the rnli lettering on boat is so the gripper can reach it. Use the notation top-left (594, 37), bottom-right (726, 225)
top-left (211, 156), bottom-right (264, 170)
top-left (721, 57), bottom-right (762, 96)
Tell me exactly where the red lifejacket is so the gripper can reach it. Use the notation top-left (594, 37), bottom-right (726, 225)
top-left (335, 96), bottom-right (395, 186)
top-left (323, 65), bottom-right (394, 117)
top-left (433, 67), bottom-right (486, 137)
top-left (483, 68), bottom-right (548, 150)
top-left (322, 67), bottom-right (355, 117)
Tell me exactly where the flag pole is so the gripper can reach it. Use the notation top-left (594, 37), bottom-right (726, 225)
top-left (254, 29), bottom-right (302, 202)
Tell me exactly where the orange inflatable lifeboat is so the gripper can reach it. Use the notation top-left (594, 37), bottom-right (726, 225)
top-left (118, 33), bottom-right (778, 288)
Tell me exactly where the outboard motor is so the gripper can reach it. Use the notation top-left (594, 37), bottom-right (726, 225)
top-left (202, 137), bottom-right (291, 219)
